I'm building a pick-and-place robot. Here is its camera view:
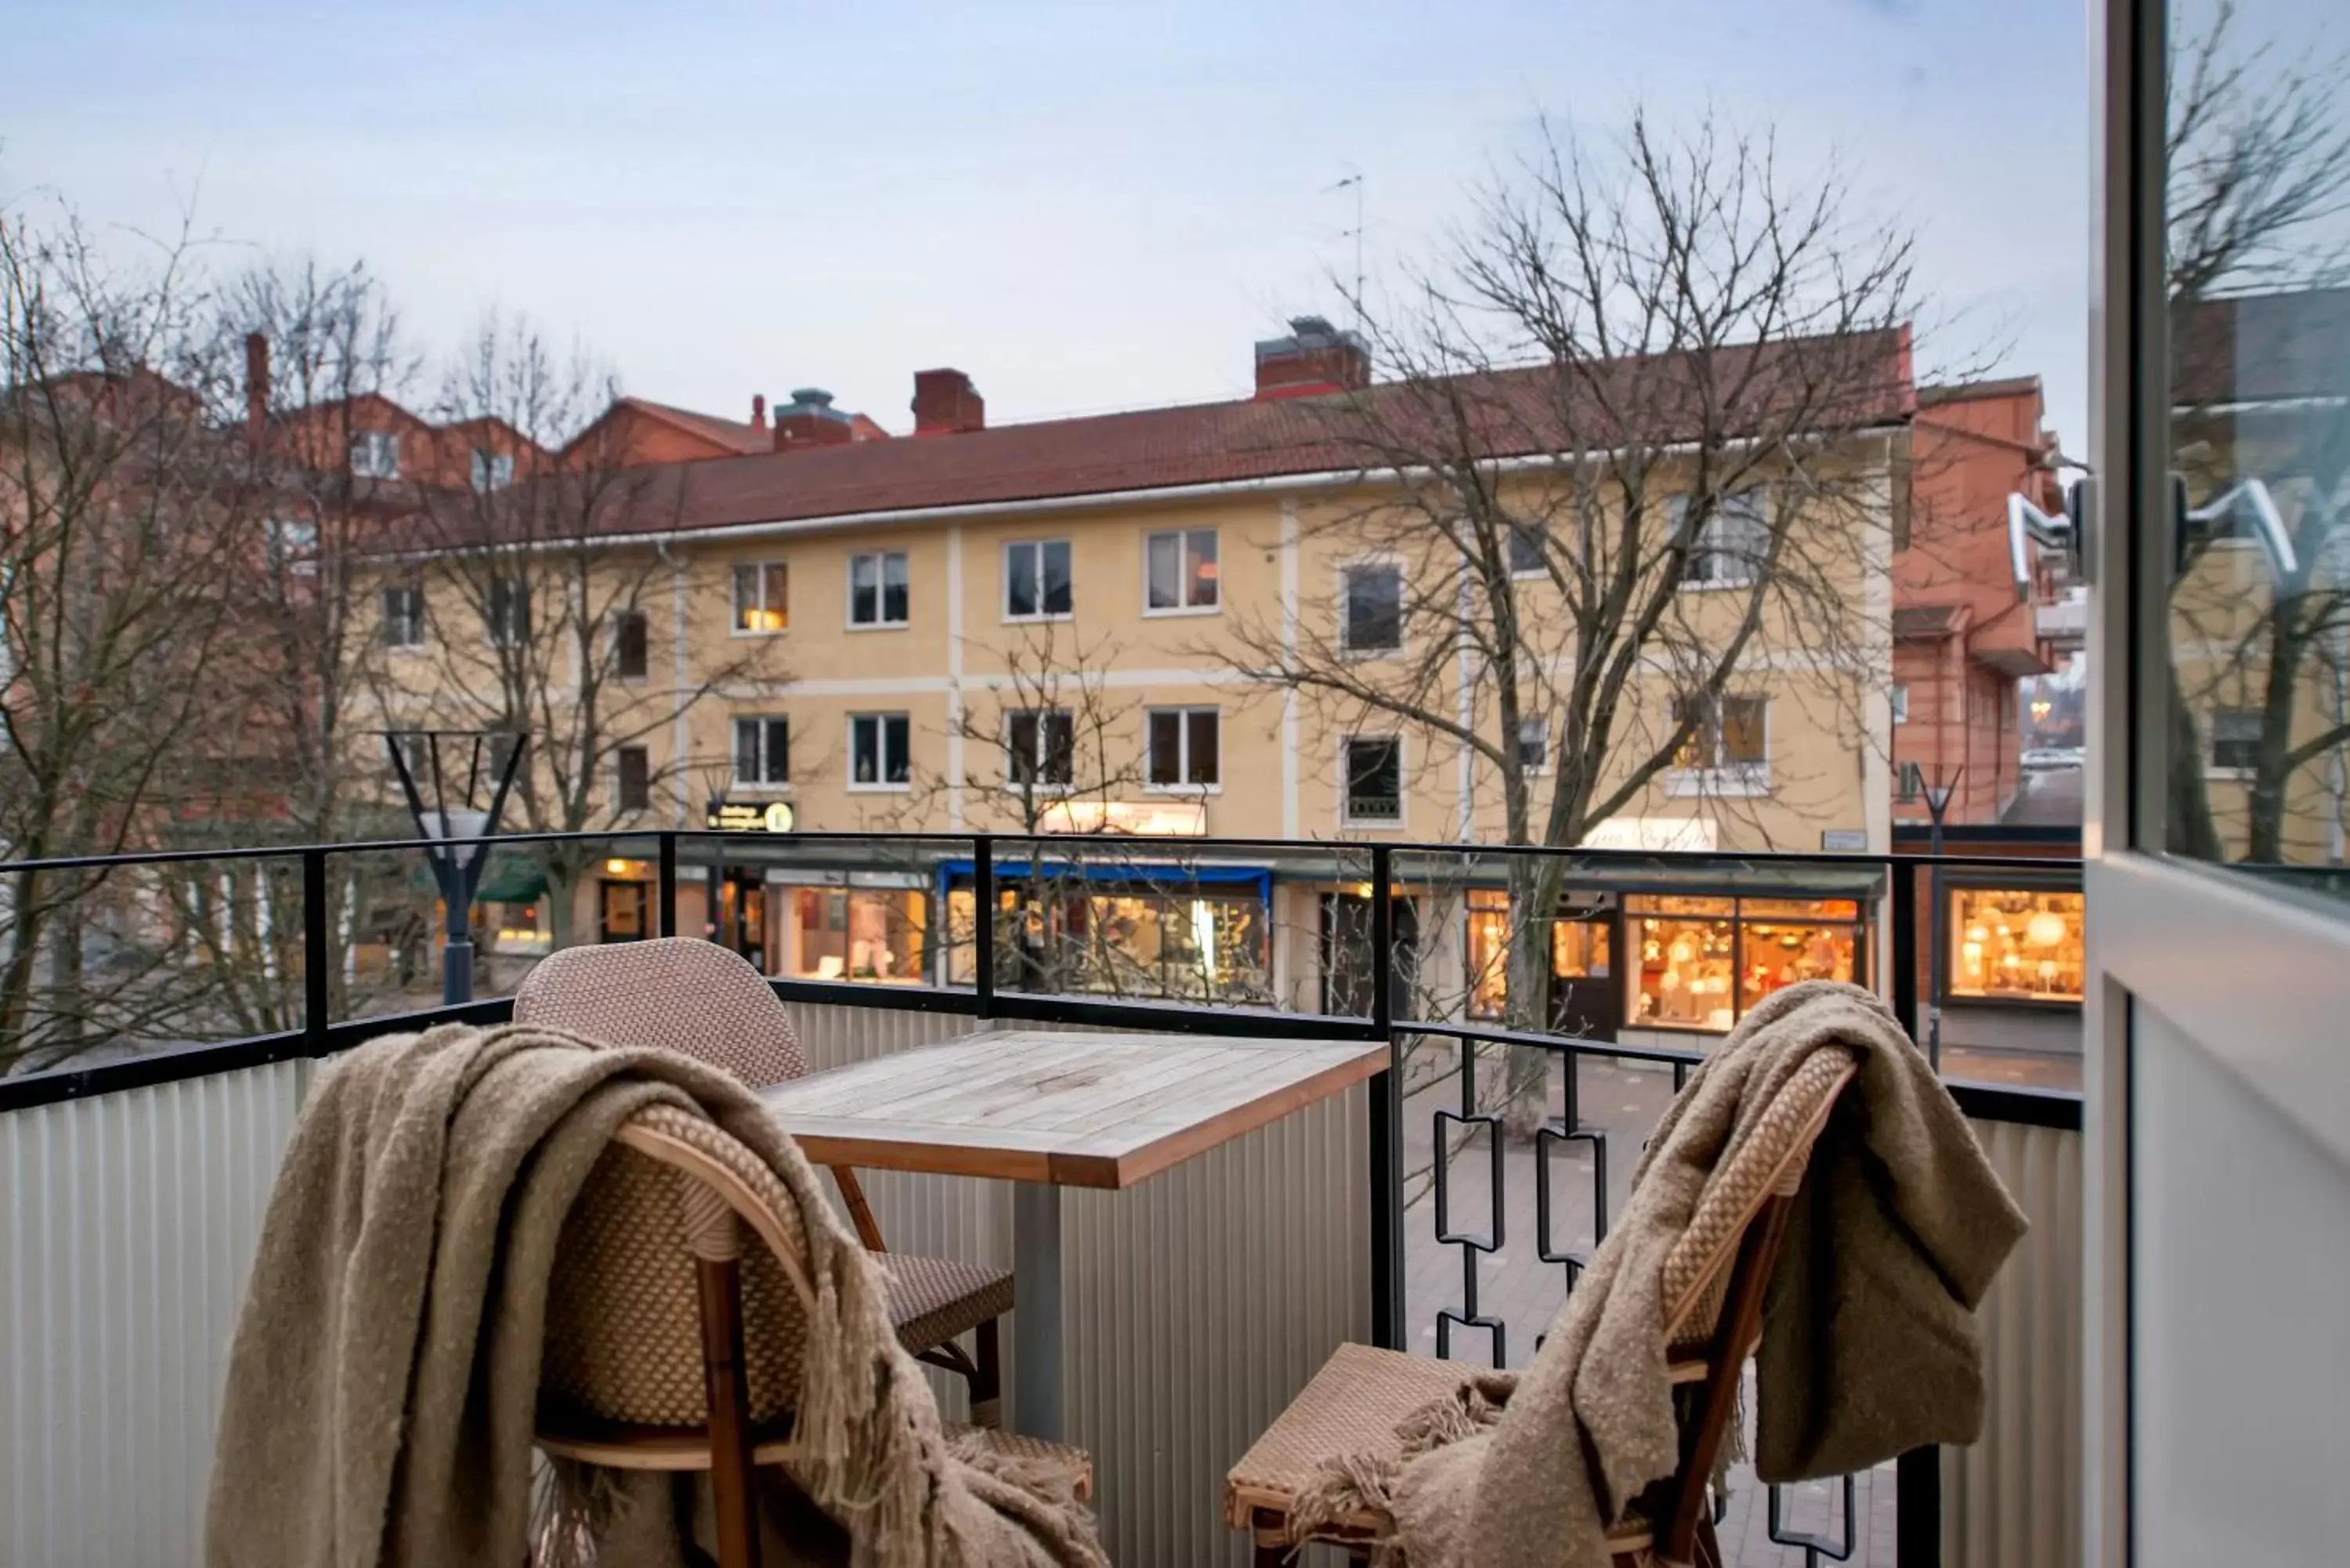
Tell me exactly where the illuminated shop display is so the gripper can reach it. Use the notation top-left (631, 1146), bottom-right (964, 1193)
top-left (1629, 895), bottom-right (1860, 1033)
top-left (1947, 887), bottom-right (2084, 1002)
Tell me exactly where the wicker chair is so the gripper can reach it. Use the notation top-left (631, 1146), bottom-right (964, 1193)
top-left (515, 938), bottom-right (1011, 1425)
top-left (536, 1102), bottom-right (1090, 1568)
top-left (1224, 1046), bottom-right (1859, 1568)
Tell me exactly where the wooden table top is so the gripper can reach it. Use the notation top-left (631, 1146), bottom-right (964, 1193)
top-left (759, 1028), bottom-right (1387, 1189)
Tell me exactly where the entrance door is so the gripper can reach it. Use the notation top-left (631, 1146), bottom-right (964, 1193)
top-left (1547, 913), bottom-right (1617, 1042)
top-left (2088, 5), bottom-right (2350, 1559)
top-left (711, 869), bottom-right (768, 972)
top-left (1320, 893), bottom-right (1418, 1020)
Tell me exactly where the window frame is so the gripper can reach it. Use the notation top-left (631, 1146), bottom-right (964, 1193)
top-left (731, 715), bottom-right (792, 791)
top-left (485, 576), bottom-right (530, 649)
top-left (381, 583), bottom-right (425, 650)
top-left (615, 745), bottom-right (652, 814)
top-left (1666, 691), bottom-right (1772, 797)
top-left (611, 608), bottom-right (649, 681)
top-left (1516, 715), bottom-right (1551, 775)
top-left (1672, 490), bottom-right (1770, 591)
top-left (847, 550), bottom-right (911, 630)
top-left (1506, 520), bottom-right (1548, 578)
top-left (1145, 706), bottom-right (1222, 792)
top-left (1892, 681), bottom-right (1910, 724)
top-left (349, 429), bottom-right (401, 479)
top-left (1142, 527), bottom-right (1221, 616)
top-left (1340, 733), bottom-right (1406, 828)
top-left (1003, 707), bottom-right (1077, 790)
top-left (1338, 556), bottom-right (1406, 658)
top-left (2206, 706), bottom-right (2263, 779)
top-left (470, 448), bottom-right (515, 493)
top-left (731, 560), bottom-right (789, 636)
top-left (848, 711), bottom-right (913, 791)
top-left (1002, 538), bottom-right (1075, 623)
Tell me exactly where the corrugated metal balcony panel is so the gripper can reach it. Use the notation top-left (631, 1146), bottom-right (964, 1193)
top-left (2, 1060), bottom-right (309, 1568)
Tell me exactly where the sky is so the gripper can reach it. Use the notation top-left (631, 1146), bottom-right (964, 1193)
top-left (5, 0), bottom-right (2092, 443)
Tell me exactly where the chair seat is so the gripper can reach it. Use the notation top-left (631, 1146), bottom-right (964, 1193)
top-left (1224, 1342), bottom-right (1654, 1552)
top-left (539, 1414), bottom-right (1093, 1501)
top-left (881, 1252), bottom-right (1014, 1355)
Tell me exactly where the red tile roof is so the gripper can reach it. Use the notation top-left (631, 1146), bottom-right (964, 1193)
top-left (609, 397), bottom-right (773, 456)
top-left (594, 327), bottom-right (1915, 539)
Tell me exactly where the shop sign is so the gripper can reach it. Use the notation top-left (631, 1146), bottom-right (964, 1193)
top-left (707, 799), bottom-right (797, 834)
top-left (1038, 799), bottom-right (1207, 836)
top-left (1579, 816), bottom-right (1716, 852)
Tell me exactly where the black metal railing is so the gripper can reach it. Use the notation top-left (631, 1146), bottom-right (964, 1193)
top-left (0, 827), bottom-right (2083, 1566)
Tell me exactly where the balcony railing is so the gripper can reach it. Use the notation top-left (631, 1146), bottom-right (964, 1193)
top-left (0, 829), bottom-right (2081, 1567)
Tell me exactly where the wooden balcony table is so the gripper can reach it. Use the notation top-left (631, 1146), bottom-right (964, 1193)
top-left (759, 1028), bottom-right (1388, 1441)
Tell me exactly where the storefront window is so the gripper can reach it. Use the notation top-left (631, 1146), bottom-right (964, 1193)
top-left (1948, 887), bottom-right (2084, 1002)
top-left (792, 887), bottom-right (925, 983)
top-left (1466, 889), bottom-right (1611, 1021)
top-left (488, 899), bottom-right (552, 956)
top-left (599, 879), bottom-right (650, 941)
top-left (943, 880), bottom-right (1269, 1003)
top-left (1629, 894), bottom-right (1863, 1033)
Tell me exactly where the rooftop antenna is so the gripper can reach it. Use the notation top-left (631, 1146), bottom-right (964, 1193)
top-left (1327, 169), bottom-right (1365, 334)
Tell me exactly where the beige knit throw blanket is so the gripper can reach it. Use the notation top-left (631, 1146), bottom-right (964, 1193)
top-left (204, 1022), bottom-right (1108, 1568)
top-left (1293, 981), bottom-right (2027, 1567)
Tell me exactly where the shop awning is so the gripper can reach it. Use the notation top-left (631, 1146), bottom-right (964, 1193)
top-left (474, 854), bottom-right (551, 905)
top-left (1555, 858), bottom-right (1885, 901)
top-left (937, 858), bottom-right (1269, 887)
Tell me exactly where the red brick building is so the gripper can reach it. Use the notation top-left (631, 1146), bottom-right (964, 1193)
top-left (1893, 378), bottom-right (2066, 825)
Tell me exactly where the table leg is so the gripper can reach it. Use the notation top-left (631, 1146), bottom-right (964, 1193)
top-left (1012, 1180), bottom-right (1064, 1441)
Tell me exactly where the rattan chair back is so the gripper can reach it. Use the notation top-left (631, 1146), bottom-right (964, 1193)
top-left (515, 938), bottom-right (809, 1086)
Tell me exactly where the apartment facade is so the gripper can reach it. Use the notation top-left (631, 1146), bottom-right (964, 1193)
top-left (372, 321), bottom-right (1914, 1042)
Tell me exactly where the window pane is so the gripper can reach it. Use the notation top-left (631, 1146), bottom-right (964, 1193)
top-left (1517, 717), bottom-right (1547, 771)
top-left (1146, 532), bottom-right (1180, 609)
top-left (617, 746), bottom-right (649, 811)
top-left (1949, 887), bottom-right (2084, 1002)
top-left (733, 565), bottom-right (760, 630)
top-left (1042, 540), bottom-right (1072, 615)
top-left (1007, 542), bottom-right (1036, 617)
top-left (884, 715), bottom-right (909, 782)
top-left (1507, 522), bottom-right (1545, 574)
top-left (735, 719), bottom-right (759, 782)
top-left (1634, 914), bottom-right (1737, 1031)
top-left (1347, 738), bottom-right (1401, 815)
top-left (1346, 564), bottom-right (1402, 652)
top-left (1721, 697), bottom-right (1767, 765)
top-left (616, 611), bottom-right (648, 677)
top-left (882, 551), bottom-right (909, 623)
top-left (851, 717), bottom-right (877, 782)
top-left (1187, 529), bottom-right (1218, 607)
top-left (850, 555), bottom-right (877, 623)
top-left (764, 718), bottom-right (790, 783)
top-left (1043, 711), bottom-right (1074, 783)
top-left (1148, 711), bottom-right (1181, 784)
top-left (1737, 919), bottom-right (1856, 1013)
top-left (1672, 695), bottom-right (1713, 768)
top-left (1007, 710), bottom-right (1039, 779)
top-left (1187, 709), bottom-right (1219, 785)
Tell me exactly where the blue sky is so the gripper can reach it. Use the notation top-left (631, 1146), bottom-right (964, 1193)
top-left (5, 0), bottom-right (2090, 443)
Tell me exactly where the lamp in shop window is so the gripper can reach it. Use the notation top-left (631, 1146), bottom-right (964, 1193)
top-left (384, 728), bottom-right (526, 1007)
top-left (2026, 909), bottom-right (2070, 948)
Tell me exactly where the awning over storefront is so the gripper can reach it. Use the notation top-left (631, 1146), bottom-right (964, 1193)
top-left (936, 858), bottom-right (1274, 906)
top-left (403, 851), bottom-right (550, 904)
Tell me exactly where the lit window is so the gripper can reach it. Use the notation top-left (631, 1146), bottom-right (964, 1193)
top-left (1145, 528), bottom-right (1218, 611)
top-left (732, 716), bottom-right (790, 786)
top-left (849, 551), bottom-right (909, 627)
top-left (1517, 717), bottom-right (1549, 773)
top-left (1629, 894), bottom-right (1860, 1033)
top-left (486, 576), bottom-right (529, 647)
top-left (792, 886), bottom-right (926, 984)
top-left (732, 561), bottom-right (788, 632)
top-left (1672, 491), bottom-right (1767, 586)
top-left (381, 583), bottom-right (425, 649)
top-left (349, 430), bottom-right (400, 479)
top-left (1343, 736), bottom-right (1402, 822)
top-left (1948, 887), bottom-right (2083, 1002)
top-left (613, 609), bottom-right (648, 678)
top-left (1672, 693), bottom-right (1768, 774)
top-left (615, 746), bottom-right (650, 812)
top-left (1006, 540), bottom-right (1073, 619)
top-left (850, 712), bottom-right (911, 787)
top-left (1147, 707), bottom-right (1220, 787)
top-left (470, 449), bottom-right (514, 492)
top-left (2208, 707), bottom-right (2261, 775)
top-left (1341, 562), bottom-right (1404, 653)
top-left (1006, 709), bottom-right (1076, 787)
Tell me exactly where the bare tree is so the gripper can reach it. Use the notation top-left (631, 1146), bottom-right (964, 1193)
top-left (403, 316), bottom-right (789, 953)
top-left (0, 197), bottom-right (251, 1067)
top-left (1220, 110), bottom-right (1924, 1125)
top-left (2162, 0), bottom-right (2350, 862)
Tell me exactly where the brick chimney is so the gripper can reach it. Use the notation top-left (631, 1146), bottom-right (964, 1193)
top-left (1253, 315), bottom-right (1370, 399)
top-left (244, 332), bottom-right (270, 446)
top-left (912, 368), bottom-right (985, 435)
top-left (772, 388), bottom-right (856, 452)
top-left (750, 393), bottom-right (767, 432)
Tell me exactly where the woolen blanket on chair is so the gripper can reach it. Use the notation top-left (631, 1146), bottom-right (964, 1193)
top-left (1295, 981), bottom-right (2027, 1567)
top-left (204, 1022), bottom-right (1107, 1568)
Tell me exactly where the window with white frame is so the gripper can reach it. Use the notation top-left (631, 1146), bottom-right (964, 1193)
top-left (1343, 736), bottom-right (1403, 822)
top-left (1672, 692), bottom-right (1769, 776)
top-left (1506, 521), bottom-right (1546, 576)
top-left (849, 551), bottom-right (909, 627)
top-left (470, 448), bottom-right (515, 493)
top-left (1005, 709), bottom-right (1075, 787)
top-left (732, 562), bottom-right (787, 633)
top-left (616, 746), bottom-right (651, 812)
top-left (1144, 528), bottom-right (1219, 611)
top-left (381, 583), bottom-right (425, 649)
top-left (732, 716), bottom-right (790, 787)
top-left (1341, 562), bottom-right (1404, 654)
top-left (2208, 707), bottom-right (2261, 775)
top-left (1672, 491), bottom-right (1769, 587)
top-left (265, 518), bottom-right (319, 573)
top-left (850, 712), bottom-right (911, 787)
top-left (1517, 716), bottom-right (1550, 773)
top-left (1892, 682), bottom-right (1910, 724)
top-left (613, 609), bottom-right (649, 679)
top-left (486, 576), bottom-right (529, 647)
top-left (349, 430), bottom-right (401, 479)
top-left (1005, 540), bottom-right (1073, 620)
top-left (1147, 707), bottom-right (1220, 788)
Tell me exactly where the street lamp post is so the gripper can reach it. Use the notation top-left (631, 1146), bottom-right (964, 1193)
top-left (385, 730), bottom-right (526, 1006)
top-left (1919, 766), bottom-right (1963, 1070)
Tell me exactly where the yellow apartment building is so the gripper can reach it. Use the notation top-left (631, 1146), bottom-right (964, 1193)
top-left (373, 320), bottom-right (1912, 1045)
